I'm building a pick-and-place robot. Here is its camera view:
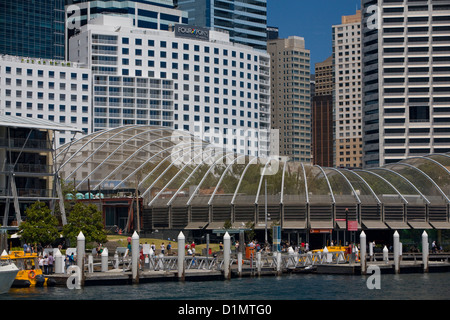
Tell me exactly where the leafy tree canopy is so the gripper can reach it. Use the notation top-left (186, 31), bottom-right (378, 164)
top-left (62, 202), bottom-right (107, 246)
top-left (19, 201), bottom-right (60, 246)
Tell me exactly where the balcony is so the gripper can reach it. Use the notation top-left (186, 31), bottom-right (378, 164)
top-left (0, 138), bottom-right (52, 150)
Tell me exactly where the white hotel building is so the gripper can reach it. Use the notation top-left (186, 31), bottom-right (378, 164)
top-left (69, 15), bottom-right (271, 157)
top-left (0, 55), bottom-right (91, 146)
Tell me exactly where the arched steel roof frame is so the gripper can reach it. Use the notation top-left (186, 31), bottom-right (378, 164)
top-left (344, 169), bottom-right (381, 204)
top-left (325, 167), bottom-right (361, 204)
top-left (206, 154), bottom-right (248, 206)
top-left (166, 150), bottom-right (236, 206)
top-left (141, 143), bottom-right (209, 199)
top-left (59, 125), bottom-right (147, 173)
top-left (314, 165), bottom-right (335, 204)
top-left (75, 127), bottom-right (176, 188)
top-left (149, 145), bottom-right (226, 206)
top-left (114, 139), bottom-right (204, 190)
top-left (94, 133), bottom-right (193, 190)
top-left (389, 163), bottom-right (450, 203)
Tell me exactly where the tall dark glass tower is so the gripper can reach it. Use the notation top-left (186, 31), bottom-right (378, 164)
top-left (176, 0), bottom-right (268, 50)
top-left (0, 0), bottom-right (65, 60)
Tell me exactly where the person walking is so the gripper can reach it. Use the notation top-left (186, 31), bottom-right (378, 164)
top-left (47, 253), bottom-right (54, 274)
top-left (43, 255), bottom-right (49, 275)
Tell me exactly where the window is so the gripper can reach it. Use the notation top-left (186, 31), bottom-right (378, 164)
top-left (410, 106), bottom-right (429, 122)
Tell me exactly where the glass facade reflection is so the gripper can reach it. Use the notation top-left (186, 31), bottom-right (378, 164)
top-left (176, 0), bottom-right (268, 50)
top-left (0, 0), bottom-right (65, 60)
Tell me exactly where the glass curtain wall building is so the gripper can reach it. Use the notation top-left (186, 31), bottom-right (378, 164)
top-left (175, 0), bottom-right (268, 51)
top-left (0, 0), bottom-right (65, 60)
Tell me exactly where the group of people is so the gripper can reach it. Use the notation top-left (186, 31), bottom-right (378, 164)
top-left (38, 253), bottom-right (55, 275)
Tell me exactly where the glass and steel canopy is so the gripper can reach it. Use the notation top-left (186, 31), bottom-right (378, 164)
top-left (56, 126), bottom-right (450, 230)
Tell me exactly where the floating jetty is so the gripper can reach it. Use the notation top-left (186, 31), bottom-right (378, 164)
top-left (41, 231), bottom-right (450, 287)
top-left (45, 253), bottom-right (450, 287)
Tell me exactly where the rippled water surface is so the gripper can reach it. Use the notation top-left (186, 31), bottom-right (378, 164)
top-left (2, 273), bottom-right (449, 300)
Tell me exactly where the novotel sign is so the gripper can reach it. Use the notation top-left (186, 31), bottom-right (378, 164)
top-left (175, 24), bottom-right (209, 41)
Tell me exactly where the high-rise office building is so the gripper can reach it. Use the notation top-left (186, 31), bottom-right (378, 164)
top-left (362, 0), bottom-right (450, 168)
top-left (333, 10), bottom-right (363, 168)
top-left (0, 0), bottom-right (65, 60)
top-left (69, 15), bottom-right (271, 157)
top-left (65, 0), bottom-right (188, 58)
top-left (268, 36), bottom-right (311, 162)
top-left (312, 56), bottom-right (333, 167)
top-left (175, 0), bottom-right (268, 51)
top-left (0, 55), bottom-right (91, 147)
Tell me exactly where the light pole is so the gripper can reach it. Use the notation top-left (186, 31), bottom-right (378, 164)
top-left (265, 178), bottom-right (268, 244)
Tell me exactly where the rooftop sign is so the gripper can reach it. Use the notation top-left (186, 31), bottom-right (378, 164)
top-left (175, 24), bottom-right (209, 41)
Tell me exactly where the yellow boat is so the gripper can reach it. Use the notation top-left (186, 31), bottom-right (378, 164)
top-left (311, 245), bottom-right (349, 253)
top-left (0, 251), bottom-right (56, 288)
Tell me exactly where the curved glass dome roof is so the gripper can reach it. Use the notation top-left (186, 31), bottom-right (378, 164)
top-left (56, 126), bottom-right (450, 230)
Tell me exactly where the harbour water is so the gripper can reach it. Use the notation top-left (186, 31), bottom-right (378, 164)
top-left (1, 272), bottom-right (449, 300)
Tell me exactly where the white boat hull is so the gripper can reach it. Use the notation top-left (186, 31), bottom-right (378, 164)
top-left (0, 263), bottom-right (19, 294)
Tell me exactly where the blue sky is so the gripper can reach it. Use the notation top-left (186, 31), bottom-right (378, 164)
top-left (267, 0), bottom-right (362, 73)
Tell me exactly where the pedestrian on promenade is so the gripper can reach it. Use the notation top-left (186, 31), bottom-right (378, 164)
top-left (160, 242), bottom-right (165, 255)
top-left (43, 255), bottom-right (49, 275)
top-left (47, 253), bottom-right (54, 274)
top-left (39, 255), bottom-right (44, 272)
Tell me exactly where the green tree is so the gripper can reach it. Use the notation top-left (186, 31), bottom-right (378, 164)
top-left (62, 202), bottom-right (107, 246)
top-left (19, 201), bottom-right (60, 246)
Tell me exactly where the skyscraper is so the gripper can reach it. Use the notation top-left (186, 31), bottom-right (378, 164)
top-left (362, 0), bottom-right (450, 168)
top-left (312, 56), bottom-right (333, 167)
top-left (268, 36), bottom-right (311, 162)
top-left (332, 10), bottom-right (362, 168)
top-left (175, 0), bottom-right (268, 51)
top-left (0, 0), bottom-right (65, 60)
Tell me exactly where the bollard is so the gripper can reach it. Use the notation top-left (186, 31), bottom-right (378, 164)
top-left (393, 231), bottom-right (400, 274)
top-left (257, 251), bottom-right (261, 276)
top-left (131, 231), bottom-right (139, 283)
top-left (369, 242), bottom-right (374, 262)
top-left (422, 231), bottom-right (429, 272)
top-left (237, 251), bottom-right (242, 277)
top-left (114, 252), bottom-right (119, 269)
top-left (177, 231), bottom-right (185, 280)
top-left (383, 245), bottom-right (389, 263)
top-left (54, 249), bottom-right (65, 274)
top-left (88, 254), bottom-right (94, 273)
top-left (360, 231), bottom-right (367, 274)
top-left (276, 251), bottom-right (282, 276)
top-left (223, 232), bottom-right (231, 280)
top-left (101, 247), bottom-right (109, 272)
top-left (77, 231), bottom-right (85, 286)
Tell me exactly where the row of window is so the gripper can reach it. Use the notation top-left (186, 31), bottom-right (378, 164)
top-left (119, 36), bottom-right (260, 62)
top-left (3, 91), bottom-right (89, 102)
top-left (4, 101), bottom-right (88, 113)
top-left (4, 66), bottom-right (89, 80)
top-left (3, 78), bottom-right (89, 91)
